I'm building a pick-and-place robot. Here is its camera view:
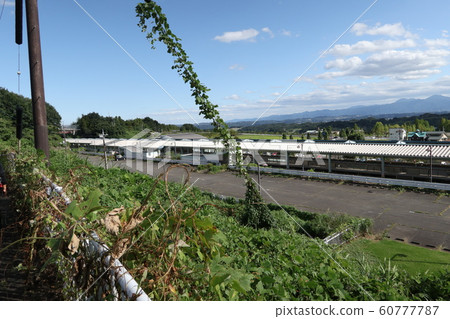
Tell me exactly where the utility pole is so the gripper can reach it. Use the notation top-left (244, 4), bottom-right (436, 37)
top-left (25, 0), bottom-right (49, 159)
top-left (100, 130), bottom-right (108, 169)
top-left (428, 146), bottom-right (433, 183)
top-left (16, 106), bottom-right (23, 154)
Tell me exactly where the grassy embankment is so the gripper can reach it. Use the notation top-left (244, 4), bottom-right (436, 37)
top-left (342, 239), bottom-right (450, 275)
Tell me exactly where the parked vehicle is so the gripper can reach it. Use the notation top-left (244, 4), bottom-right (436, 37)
top-left (115, 153), bottom-right (125, 161)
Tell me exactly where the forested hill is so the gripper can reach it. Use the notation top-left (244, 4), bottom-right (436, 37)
top-left (0, 87), bottom-right (61, 130)
top-left (239, 112), bottom-right (450, 134)
top-left (75, 112), bottom-right (183, 138)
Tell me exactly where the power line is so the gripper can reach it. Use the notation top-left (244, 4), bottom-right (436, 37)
top-left (71, 0), bottom-right (200, 125)
top-left (0, 0), bottom-right (7, 21)
top-left (251, 0), bottom-right (379, 126)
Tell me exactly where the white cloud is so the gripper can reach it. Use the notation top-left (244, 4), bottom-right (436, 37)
top-left (204, 75), bottom-right (450, 121)
top-left (328, 39), bottom-right (416, 56)
top-left (214, 28), bottom-right (259, 43)
top-left (229, 64), bottom-right (245, 70)
top-left (4, 1), bottom-right (15, 6)
top-left (351, 22), bottom-right (414, 38)
top-left (281, 29), bottom-right (292, 37)
top-left (225, 94), bottom-right (240, 100)
top-left (425, 38), bottom-right (450, 48)
top-left (262, 27), bottom-right (274, 38)
top-left (223, 77), bottom-right (450, 119)
top-left (320, 49), bottom-right (450, 80)
top-left (294, 76), bottom-right (314, 83)
top-left (325, 56), bottom-right (362, 71)
top-left (442, 30), bottom-right (449, 38)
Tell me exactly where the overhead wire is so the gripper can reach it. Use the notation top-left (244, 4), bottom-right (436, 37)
top-left (251, 0), bottom-right (379, 126)
top-left (0, 0), bottom-right (6, 21)
top-left (71, 0), bottom-right (200, 125)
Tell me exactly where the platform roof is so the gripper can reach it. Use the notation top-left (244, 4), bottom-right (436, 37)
top-left (66, 138), bottom-right (450, 159)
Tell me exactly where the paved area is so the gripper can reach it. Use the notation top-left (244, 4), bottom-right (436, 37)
top-left (88, 156), bottom-right (450, 251)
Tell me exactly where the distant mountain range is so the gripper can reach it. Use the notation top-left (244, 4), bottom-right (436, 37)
top-left (220, 95), bottom-right (450, 128)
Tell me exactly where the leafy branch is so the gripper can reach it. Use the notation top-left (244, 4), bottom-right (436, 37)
top-left (136, 1), bottom-right (274, 228)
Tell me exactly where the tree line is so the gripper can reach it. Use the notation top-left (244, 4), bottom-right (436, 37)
top-left (0, 87), bottom-right (61, 147)
top-left (74, 112), bottom-right (200, 138)
top-left (239, 112), bottom-right (450, 140)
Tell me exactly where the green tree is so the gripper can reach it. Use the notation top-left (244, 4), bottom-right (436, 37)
top-left (289, 134), bottom-right (294, 139)
top-left (348, 130), bottom-right (365, 141)
top-left (241, 179), bottom-right (275, 229)
top-left (282, 133), bottom-right (287, 139)
top-left (75, 112), bottom-right (176, 138)
top-left (180, 123), bottom-right (200, 132)
top-left (372, 121), bottom-right (385, 137)
top-left (441, 118), bottom-right (450, 131)
top-left (326, 126), bottom-right (332, 139)
top-left (414, 118), bottom-right (434, 132)
top-left (317, 130), bottom-right (323, 140)
top-left (0, 87), bottom-right (61, 131)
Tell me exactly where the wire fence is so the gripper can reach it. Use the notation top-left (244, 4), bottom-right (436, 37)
top-left (244, 166), bottom-right (450, 191)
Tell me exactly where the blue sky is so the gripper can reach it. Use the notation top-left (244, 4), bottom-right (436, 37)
top-left (1, 0), bottom-right (450, 125)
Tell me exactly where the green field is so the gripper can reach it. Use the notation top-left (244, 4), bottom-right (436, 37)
top-left (237, 134), bottom-right (298, 140)
top-left (343, 239), bottom-right (450, 275)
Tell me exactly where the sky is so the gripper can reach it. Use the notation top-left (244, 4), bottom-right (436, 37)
top-left (1, 0), bottom-right (450, 126)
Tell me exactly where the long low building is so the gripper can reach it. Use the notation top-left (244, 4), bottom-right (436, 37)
top-left (66, 137), bottom-right (450, 182)
top-left (66, 137), bottom-right (450, 160)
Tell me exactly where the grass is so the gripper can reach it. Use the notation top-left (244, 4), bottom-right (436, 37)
top-left (237, 134), bottom-right (298, 140)
top-left (198, 133), bottom-right (300, 140)
top-left (343, 238), bottom-right (450, 275)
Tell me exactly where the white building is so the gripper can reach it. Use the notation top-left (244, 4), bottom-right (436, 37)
top-left (426, 131), bottom-right (448, 142)
top-left (389, 128), bottom-right (406, 141)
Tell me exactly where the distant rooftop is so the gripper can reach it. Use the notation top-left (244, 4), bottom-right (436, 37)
top-left (163, 133), bottom-right (206, 140)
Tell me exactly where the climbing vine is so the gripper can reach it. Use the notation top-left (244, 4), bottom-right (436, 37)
top-left (136, 0), bottom-right (274, 228)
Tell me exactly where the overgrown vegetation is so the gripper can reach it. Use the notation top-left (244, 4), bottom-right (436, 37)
top-left (196, 163), bottom-right (227, 174)
top-left (0, 87), bottom-right (62, 148)
top-left (2, 0), bottom-right (448, 302)
top-left (3, 147), bottom-right (449, 301)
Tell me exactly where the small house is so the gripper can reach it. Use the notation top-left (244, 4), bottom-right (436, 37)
top-left (389, 128), bottom-right (406, 140)
top-left (407, 130), bottom-right (427, 141)
top-left (426, 131), bottom-right (448, 142)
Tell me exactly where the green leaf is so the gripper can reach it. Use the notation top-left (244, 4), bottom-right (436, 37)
top-left (79, 189), bottom-right (102, 213)
top-left (140, 268), bottom-right (148, 287)
top-left (47, 238), bottom-right (62, 252)
top-left (65, 201), bottom-right (83, 219)
top-left (231, 274), bottom-right (252, 294)
top-left (261, 275), bottom-right (275, 284)
top-left (294, 255), bottom-right (303, 264)
top-left (210, 273), bottom-right (230, 287)
top-left (256, 281), bottom-right (265, 293)
top-left (197, 249), bottom-right (204, 261)
top-left (195, 217), bottom-right (214, 230)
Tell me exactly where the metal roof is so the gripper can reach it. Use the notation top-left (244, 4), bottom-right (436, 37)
top-left (67, 138), bottom-right (450, 159)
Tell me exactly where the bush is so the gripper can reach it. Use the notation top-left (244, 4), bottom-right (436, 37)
top-left (240, 179), bottom-right (275, 229)
top-left (197, 163), bottom-right (227, 174)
